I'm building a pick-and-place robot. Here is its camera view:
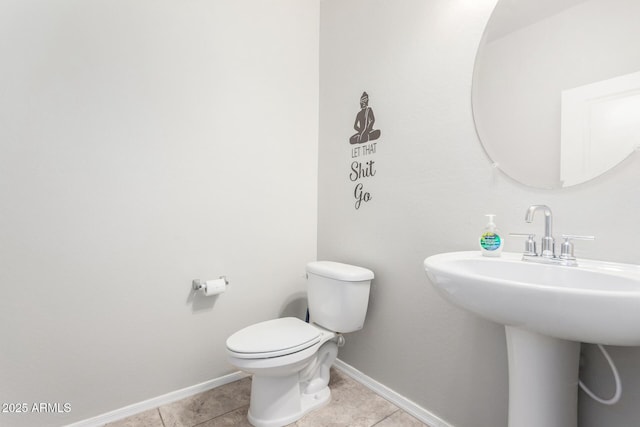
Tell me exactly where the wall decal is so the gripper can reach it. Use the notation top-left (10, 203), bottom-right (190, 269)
top-left (349, 91), bottom-right (381, 210)
top-left (349, 92), bottom-right (381, 145)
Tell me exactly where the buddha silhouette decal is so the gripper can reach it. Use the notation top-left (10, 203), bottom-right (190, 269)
top-left (349, 92), bottom-right (381, 145)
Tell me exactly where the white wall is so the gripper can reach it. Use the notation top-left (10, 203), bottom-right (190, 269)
top-left (319, 1), bottom-right (640, 427)
top-left (0, 1), bottom-right (319, 426)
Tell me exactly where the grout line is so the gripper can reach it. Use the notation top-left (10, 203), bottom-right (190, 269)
top-left (371, 408), bottom-right (402, 426)
top-left (191, 404), bottom-right (249, 427)
top-left (157, 408), bottom-right (166, 427)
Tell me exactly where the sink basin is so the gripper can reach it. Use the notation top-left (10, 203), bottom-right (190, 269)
top-left (424, 251), bottom-right (640, 346)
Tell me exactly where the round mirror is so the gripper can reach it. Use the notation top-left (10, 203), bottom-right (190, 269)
top-left (472, 0), bottom-right (640, 189)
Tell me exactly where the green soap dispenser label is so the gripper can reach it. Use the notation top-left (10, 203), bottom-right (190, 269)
top-left (480, 232), bottom-right (501, 251)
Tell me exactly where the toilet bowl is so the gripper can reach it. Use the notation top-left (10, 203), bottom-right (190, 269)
top-left (227, 317), bottom-right (338, 427)
top-left (226, 261), bottom-right (374, 427)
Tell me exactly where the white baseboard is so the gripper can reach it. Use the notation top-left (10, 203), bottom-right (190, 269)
top-left (333, 359), bottom-right (455, 427)
top-left (67, 360), bottom-right (452, 427)
top-left (64, 371), bottom-right (249, 427)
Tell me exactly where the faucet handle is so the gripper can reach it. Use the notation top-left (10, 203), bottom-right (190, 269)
top-left (559, 235), bottom-right (595, 260)
top-left (510, 233), bottom-right (537, 256)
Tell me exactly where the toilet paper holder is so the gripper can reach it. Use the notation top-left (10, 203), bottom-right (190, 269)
top-left (192, 276), bottom-right (229, 292)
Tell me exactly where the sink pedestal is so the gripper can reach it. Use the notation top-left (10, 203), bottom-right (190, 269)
top-left (505, 326), bottom-right (581, 427)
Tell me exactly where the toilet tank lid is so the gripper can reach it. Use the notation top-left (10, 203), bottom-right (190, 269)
top-left (306, 261), bottom-right (374, 281)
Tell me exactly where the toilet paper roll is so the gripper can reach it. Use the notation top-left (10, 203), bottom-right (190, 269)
top-left (204, 278), bottom-right (227, 296)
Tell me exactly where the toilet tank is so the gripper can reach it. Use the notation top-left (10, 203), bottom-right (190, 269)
top-left (306, 261), bottom-right (374, 333)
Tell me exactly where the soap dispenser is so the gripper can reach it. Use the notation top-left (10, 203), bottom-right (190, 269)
top-left (479, 214), bottom-right (503, 257)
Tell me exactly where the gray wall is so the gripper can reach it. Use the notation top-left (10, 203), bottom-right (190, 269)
top-left (318, 1), bottom-right (640, 426)
top-left (0, 1), bottom-right (318, 426)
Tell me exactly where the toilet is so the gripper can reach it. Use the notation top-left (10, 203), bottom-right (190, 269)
top-left (226, 261), bottom-right (374, 427)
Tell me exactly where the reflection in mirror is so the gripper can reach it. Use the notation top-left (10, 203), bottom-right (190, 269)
top-left (472, 0), bottom-right (640, 189)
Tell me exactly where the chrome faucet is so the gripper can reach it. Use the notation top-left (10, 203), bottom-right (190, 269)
top-left (512, 205), bottom-right (594, 266)
top-left (525, 205), bottom-right (555, 258)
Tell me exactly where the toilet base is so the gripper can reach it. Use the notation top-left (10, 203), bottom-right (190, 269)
top-left (245, 340), bottom-right (338, 427)
top-left (247, 374), bottom-right (331, 427)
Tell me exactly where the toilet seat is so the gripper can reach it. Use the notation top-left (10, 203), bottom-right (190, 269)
top-left (226, 317), bottom-right (321, 359)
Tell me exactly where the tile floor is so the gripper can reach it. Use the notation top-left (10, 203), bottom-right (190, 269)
top-left (104, 368), bottom-right (431, 427)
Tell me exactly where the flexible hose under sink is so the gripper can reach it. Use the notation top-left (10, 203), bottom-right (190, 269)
top-left (579, 344), bottom-right (622, 405)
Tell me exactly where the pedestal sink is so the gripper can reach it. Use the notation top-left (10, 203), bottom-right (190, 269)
top-left (423, 251), bottom-right (640, 427)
